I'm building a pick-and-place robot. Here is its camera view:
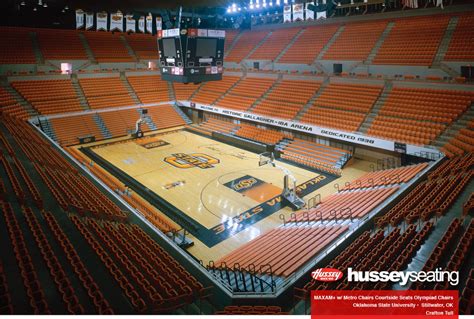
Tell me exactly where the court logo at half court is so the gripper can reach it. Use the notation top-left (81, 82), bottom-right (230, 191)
top-left (233, 177), bottom-right (258, 191)
top-left (141, 140), bottom-right (169, 149)
top-left (164, 153), bottom-right (220, 169)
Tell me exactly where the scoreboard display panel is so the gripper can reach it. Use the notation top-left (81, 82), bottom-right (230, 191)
top-left (157, 28), bottom-right (225, 84)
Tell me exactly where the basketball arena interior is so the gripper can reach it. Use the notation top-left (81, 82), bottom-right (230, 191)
top-left (0, 0), bottom-right (473, 316)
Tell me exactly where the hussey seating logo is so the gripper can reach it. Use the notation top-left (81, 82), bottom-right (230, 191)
top-left (311, 268), bottom-right (343, 282)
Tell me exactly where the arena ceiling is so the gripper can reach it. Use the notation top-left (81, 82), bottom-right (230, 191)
top-left (5, 0), bottom-right (231, 11)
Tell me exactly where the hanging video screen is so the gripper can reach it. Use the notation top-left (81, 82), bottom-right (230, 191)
top-left (162, 38), bottom-right (177, 57)
top-left (196, 38), bottom-right (217, 57)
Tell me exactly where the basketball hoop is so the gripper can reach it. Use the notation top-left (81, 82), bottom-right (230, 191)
top-left (258, 151), bottom-right (305, 210)
top-left (259, 152), bottom-right (275, 167)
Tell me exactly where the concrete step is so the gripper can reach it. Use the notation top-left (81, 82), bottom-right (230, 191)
top-left (137, 109), bottom-right (158, 130)
top-left (38, 117), bottom-right (57, 141)
top-left (172, 104), bottom-right (192, 124)
top-left (436, 62), bottom-right (459, 78)
top-left (433, 103), bottom-right (474, 147)
top-left (78, 33), bottom-right (97, 63)
top-left (120, 35), bottom-right (139, 62)
top-left (189, 83), bottom-right (205, 100)
top-left (275, 28), bottom-right (306, 63)
top-left (93, 113), bottom-right (112, 139)
top-left (244, 31), bottom-right (273, 60)
top-left (213, 75), bottom-right (245, 105)
top-left (365, 21), bottom-right (395, 64)
top-left (29, 32), bottom-right (44, 65)
top-left (294, 77), bottom-right (330, 121)
top-left (3, 84), bottom-right (38, 117)
top-left (167, 82), bottom-right (176, 100)
top-left (433, 16), bottom-right (459, 65)
top-left (71, 76), bottom-right (91, 110)
top-left (316, 25), bottom-right (345, 60)
top-left (248, 76), bottom-right (283, 111)
top-left (358, 80), bottom-right (393, 133)
top-left (120, 73), bottom-right (141, 104)
top-left (224, 30), bottom-right (244, 58)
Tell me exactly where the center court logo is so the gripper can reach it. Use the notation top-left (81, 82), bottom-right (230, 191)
top-left (164, 153), bottom-right (219, 169)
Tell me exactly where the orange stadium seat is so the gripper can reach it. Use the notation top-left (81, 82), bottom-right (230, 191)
top-left (215, 225), bottom-right (349, 277)
top-left (322, 20), bottom-right (387, 61)
top-left (188, 116), bottom-right (238, 136)
top-left (225, 30), bottom-right (270, 63)
top-left (248, 28), bottom-right (300, 61)
top-left (301, 82), bottom-right (382, 132)
top-left (252, 79), bottom-right (321, 120)
top-left (127, 75), bottom-right (171, 103)
top-left (368, 87), bottom-right (474, 145)
top-left (12, 80), bottom-right (84, 114)
top-left (373, 15), bottom-right (450, 65)
top-left (216, 76), bottom-right (276, 111)
top-left (37, 29), bottom-right (87, 60)
top-left (79, 77), bottom-right (135, 109)
top-left (445, 13), bottom-right (474, 61)
top-left (191, 76), bottom-right (241, 105)
top-left (83, 31), bottom-right (134, 62)
top-left (123, 33), bottom-right (158, 60)
top-left (235, 123), bottom-right (291, 144)
top-left (0, 27), bottom-right (36, 64)
top-left (278, 24), bottom-right (339, 64)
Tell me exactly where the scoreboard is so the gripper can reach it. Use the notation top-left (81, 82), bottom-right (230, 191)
top-left (157, 28), bottom-right (225, 84)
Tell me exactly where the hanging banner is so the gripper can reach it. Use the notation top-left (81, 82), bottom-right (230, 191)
top-left (156, 17), bottom-right (163, 31)
top-left (96, 12), bottom-right (108, 31)
top-left (402, 0), bottom-right (418, 8)
top-left (76, 9), bottom-right (85, 29)
top-left (317, 11), bottom-right (327, 19)
top-left (283, 5), bottom-right (292, 23)
top-left (85, 12), bottom-right (94, 30)
top-left (138, 16), bottom-right (145, 33)
top-left (126, 15), bottom-right (136, 32)
top-left (305, 2), bottom-right (315, 20)
top-left (110, 11), bottom-right (124, 32)
top-left (292, 3), bottom-right (304, 21)
top-left (146, 15), bottom-right (153, 33)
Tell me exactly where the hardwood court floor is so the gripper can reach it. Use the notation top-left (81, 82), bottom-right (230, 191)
top-left (91, 130), bottom-right (316, 228)
top-left (86, 130), bottom-right (373, 263)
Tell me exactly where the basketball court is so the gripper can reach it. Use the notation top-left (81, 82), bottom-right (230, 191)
top-left (79, 129), bottom-right (372, 262)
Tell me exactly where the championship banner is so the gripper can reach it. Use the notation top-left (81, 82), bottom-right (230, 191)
top-left (110, 11), bottom-right (124, 32)
top-left (283, 5), bottom-right (292, 23)
top-left (317, 11), bottom-right (327, 19)
top-left (126, 15), bottom-right (136, 33)
top-left (138, 16), bottom-right (145, 33)
top-left (85, 12), bottom-right (94, 30)
top-left (292, 3), bottom-right (304, 21)
top-left (402, 0), bottom-right (419, 8)
top-left (96, 12), bottom-right (108, 31)
top-left (305, 2), bottom-right (315, 20)
top-left (75, 9), bottom-right (85, 29)
top-left (146, 15), bottom-right (153, 33)
top-left (156, 17), bottom-right (163, 31)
